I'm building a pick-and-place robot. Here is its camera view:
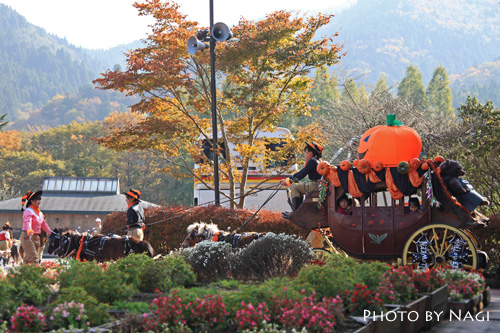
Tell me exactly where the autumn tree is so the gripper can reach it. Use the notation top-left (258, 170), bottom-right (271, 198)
top-left (94, 0), bottom-right (342, 209)
top-left (427, 65), bottom-right (454, 118)
top-left (398, 64), bottom-right (426, 107)
top-left (445, 97), bottom-right (500, 214)
top-left (319, 77), bottom-right (457, 163)
top-left (31, 121), bottom-right (116, 177)
top-left (103, 112), bottom-right (192, 205)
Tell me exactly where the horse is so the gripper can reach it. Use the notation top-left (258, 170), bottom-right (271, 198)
top-left (48, 229), bottom-right (154, 261)
top-left (181, 222), bottom-right (266, 250)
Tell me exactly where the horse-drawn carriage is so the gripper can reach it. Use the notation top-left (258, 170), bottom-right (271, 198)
top-left (288, 116), bottom-right (490, 271)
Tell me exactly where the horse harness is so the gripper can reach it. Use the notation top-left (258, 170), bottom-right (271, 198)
top-left (212, 231), bottom-right (262, 250)
top-left (58, 233), bottom-right (134, 261)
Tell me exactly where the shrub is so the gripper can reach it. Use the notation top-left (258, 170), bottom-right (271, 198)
top-left (49, 286), bottom-right (109, 327)
top-left (139, 256), bottom-right (195, 293)
top-left (232, 233), bottom-right (314, 281)
top-left (182, 241), bottom-right (234, 282)
top-left (138, 261), bottom-right (172, 293)
top-left (108, 253), bottom-right (154, 290)
top-left (275, 294), bottom-right (344, 332)
top-left (104, 205), bottom-right (310, 254)
top-left (413, 268), bottom-right (446, 293)
top-left (48, 301), bottom-right (89, 330)
top-left (439, 269), bottom-right (485, 301)
top-left (356, 261), bottom-right (391, 290)
top-left (224, 278), bottom-right (303, 316)
top-left (58, 259), bottom-right (135, 304)
top-left (184, 294), bottom-right (229, 331)
top-left (376, 266), bottom-right (418, 303)
top-left (344, 284), bottom-right (384, 316)
top-left (10, 304), bottom-right (46, 332)
top-left (6, 264), bottom-right (52, 306)
top-left (111, 300), bottom-right (150, 314)
top-left (146, 291), bottom-right (187, 331)
top-left (0, 278), bottom-right (18, 321)
top-left (235, 302), bottom-right (271, 331)
top-left (292, 261), bottom-right (361, 299)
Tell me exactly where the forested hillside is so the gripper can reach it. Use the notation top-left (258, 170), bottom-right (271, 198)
top-left (0, 4), bottom-right (96, 122)
top-left (1, 0), bottom-right (499, 127)
top-left (326, 0), bottom-right (499, 88)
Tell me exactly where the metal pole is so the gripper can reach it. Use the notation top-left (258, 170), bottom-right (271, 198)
top-left (210, 0), bottom-right (220, 205)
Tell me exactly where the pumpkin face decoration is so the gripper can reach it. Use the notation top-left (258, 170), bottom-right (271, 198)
top-left (358, 114), bottom-right (422, 166)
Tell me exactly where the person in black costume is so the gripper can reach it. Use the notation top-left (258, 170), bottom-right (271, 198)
top-left (124, 189), bottom-right (145, 241)
top-left (281, 142), bottom-right (323, 218)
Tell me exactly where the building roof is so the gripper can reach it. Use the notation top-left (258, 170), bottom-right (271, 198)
top-left (0, 176), bottom-right (157, 214)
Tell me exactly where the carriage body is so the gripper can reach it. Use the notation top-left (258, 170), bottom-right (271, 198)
top-left (327, 183), bottom-right (431, 258)
top-left (289, 167), bottom-right (488, 270)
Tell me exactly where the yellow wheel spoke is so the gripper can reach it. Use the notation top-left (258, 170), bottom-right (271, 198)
top-left (440, 229), bottom-right (448, 253)
top-left (402, 224), bottom-right (478, 271)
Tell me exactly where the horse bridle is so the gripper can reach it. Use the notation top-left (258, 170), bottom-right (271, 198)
top-left (58, 233), bottom-right (78, 258)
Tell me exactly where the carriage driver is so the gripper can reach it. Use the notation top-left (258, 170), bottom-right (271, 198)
top-left (280, 142), bottom-right (323, 219)
top-left (21, 190), bottom-right (56, 265)
top-left (124, 189), bottom-right (145, 241)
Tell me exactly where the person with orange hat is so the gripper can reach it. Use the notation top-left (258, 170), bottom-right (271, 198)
top-left (20, 190), bottom-right (55, 265)
top-left (124, 189), bottom-right (145, 241)
top-left (280, 142), bottom-right (323, 218)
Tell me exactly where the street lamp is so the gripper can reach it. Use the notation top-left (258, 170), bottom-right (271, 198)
top-left (186, 0), bottom-right (232, 206)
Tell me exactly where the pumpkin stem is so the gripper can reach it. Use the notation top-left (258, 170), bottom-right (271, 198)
top-left (386, 114), bottom-right (404, 127)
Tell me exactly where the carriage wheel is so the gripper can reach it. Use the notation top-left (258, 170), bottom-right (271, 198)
top-left (462, 229), bottom-right (482, 250)
top-left (312, 248), bottom-right (334, 265)
top-left (402, 224), bottom-right (477, 270)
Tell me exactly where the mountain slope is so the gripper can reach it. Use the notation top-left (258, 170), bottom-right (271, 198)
top-left (325, 0), bottom-right (500, 85)
top-left (0, 4), bottom-right (98, 121)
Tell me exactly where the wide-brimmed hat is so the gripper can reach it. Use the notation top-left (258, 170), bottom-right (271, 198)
top-left (305, 142), bottom-right (323, 156)
top-left (123, 188), bottom-right (141, 202)
top-left (21, 190), bottom-right (43, 208)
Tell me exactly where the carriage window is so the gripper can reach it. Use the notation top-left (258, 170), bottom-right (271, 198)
top-left (365, 191), bottom-right (392, 207)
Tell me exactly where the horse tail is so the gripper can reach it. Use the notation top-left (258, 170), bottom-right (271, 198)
top-left (141, 240), bottom-right (155, 257)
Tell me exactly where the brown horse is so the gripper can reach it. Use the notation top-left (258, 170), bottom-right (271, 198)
top-left (48, 229), bottom-right (154, 261)
top-left (181, 222), bottom-right (265, 250)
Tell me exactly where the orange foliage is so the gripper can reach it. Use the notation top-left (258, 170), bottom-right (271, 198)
top-left (102, 205), bottom-right (309, 254)
top-left (0, 130), bottom-right (23, 152)
top-left (93, 0), bottom-right (343, 209)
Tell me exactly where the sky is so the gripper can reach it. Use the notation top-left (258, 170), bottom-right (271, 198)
top-left (0, 0), bottom-right (355, 50)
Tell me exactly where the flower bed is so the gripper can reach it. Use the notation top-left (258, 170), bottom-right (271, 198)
top-left (0, 238), bottom-right (493, 332)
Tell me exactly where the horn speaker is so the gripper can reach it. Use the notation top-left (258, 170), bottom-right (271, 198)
top-left (187, 36), bottom-right (208, 55)
top-left (212, 22), bottom-right (233, 41)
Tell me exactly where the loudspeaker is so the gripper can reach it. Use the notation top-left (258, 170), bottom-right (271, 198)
top-left (212, 22), bottom-right (233, 41)
top-left (187, 36), bottom-right (208, 55)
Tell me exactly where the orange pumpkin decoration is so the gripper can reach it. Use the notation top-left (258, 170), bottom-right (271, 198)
top-left (373, 161), bottom-right (384, 172)
top-left (352, 159), bottom-right (359, 167)
top-left (317, 161), bottom-right (331, 176)
top-left (409, 158), bottom-right (421, 170)
top-left (340, 160), bottom-right (351, 171)
top-left (434, 156), bottom-right (445, 163)
top-left (358, 114), bottom-right (422, 166)
top-left (421, 162), bottom-right (429, 171)
top-left (356, 159), bottom-right (372, 174)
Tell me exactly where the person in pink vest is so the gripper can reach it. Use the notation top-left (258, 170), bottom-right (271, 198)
top-left (20, 190), bottom-right (54, 265)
